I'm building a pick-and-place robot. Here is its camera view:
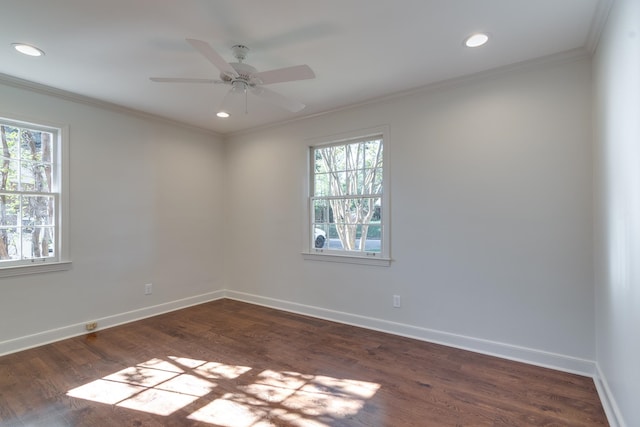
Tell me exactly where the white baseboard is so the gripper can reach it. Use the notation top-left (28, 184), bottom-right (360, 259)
top-left (225, 290), bottom-right (597, 377)
top-left (0, 288), bottom-right (599, 377)
top-left (0, 290), bottom-right (225, 357)
top-left (0, 289), bottom-right (617, 425)
top-left (593, 363), bottom-right (626, 427)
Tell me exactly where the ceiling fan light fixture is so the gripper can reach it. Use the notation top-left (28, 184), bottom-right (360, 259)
top-left (12, 42), bottom-right (45, 57)
top-left (464, 33), bottom-right (489, 48)
top-left (216, 111), bottom-right (230, 118)
top-left (231, 80), bottom-right (248, 93)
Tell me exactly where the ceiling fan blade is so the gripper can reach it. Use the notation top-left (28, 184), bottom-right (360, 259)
top-left (252, 64), bottom-right (315, 85)
top-left (186, 38), bottom-right (238, 78)
top-left (150, 77), bottom-right (221, 84)
top-left (250, 86), bottom-right (305, 112)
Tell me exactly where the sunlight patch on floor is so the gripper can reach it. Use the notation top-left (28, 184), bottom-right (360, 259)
top-left (66, 356), bottom-right (380, 425)
top-left (66, 356), bottom-right (242, 416)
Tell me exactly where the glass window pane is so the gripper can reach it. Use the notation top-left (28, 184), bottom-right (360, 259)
top-left (312, 224), bottom-right (328, 249)
top-left (313, 199), bottom-right (330, 224)
top-left (20, 161), bottom-right (36, 191)
top-left (363, 223), bottom-right (382, 253)
top-left (317, 145), bottom-right (345, 172)
top-left (1, 125), bottom-right (20, 159)
top-left (314, 173), bottom-right (330, 197)
top-left (374, 168), bottom-right (383, 192)
top-left (20, 163), bottom-right (51, 192)
top-left (0, 160), bottom-right (19, 191)
top-left (328, 171), bottom-right (347, 194)
top-left (22, 195), bottom-right (54, 226)
top-left (0, 194), bottom-right (19, 226)
top-left (20, 129), bottom-right (52, 162)
top-left (36, 163), bottom-right (51, 192)
top-left (22, 226), bottom-right (54, 258)
top-left (0, 228), bottom-right (19, 260)
top-left (313, 150), bottom-right (327, 174)
top-left (357, 170), bottom-right (367, 194)
top-left (364, 140), bottom-right (382, 165)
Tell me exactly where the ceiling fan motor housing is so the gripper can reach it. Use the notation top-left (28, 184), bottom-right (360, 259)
top-left (222, 61), bottom-right (259, 86)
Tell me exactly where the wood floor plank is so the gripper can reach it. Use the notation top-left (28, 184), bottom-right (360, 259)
top-left (0, 299), bottom-right (608, 426)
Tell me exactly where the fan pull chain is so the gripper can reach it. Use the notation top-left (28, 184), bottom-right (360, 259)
top-left (244, 86), bottom-right (248, 114)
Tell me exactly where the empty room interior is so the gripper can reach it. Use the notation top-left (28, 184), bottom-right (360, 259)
top-left (0, 0), bottom-right (638, 426)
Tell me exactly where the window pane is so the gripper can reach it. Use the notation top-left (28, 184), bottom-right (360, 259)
top-left (356, 169), bottom-right (383, 195)
top-left (22, 195), bottom-right (54, 226)
top-left (313, 199), bottom-right (330, 224)
top-left (22, 226), bottom-right (54, 259)
top-left (315, 145), bottom-right (345, 173)
top-left (314, 173), bottom-right (330, 197)
top-left (374, 168), bottom-right (383, 190)
top-left (314, 151), bottom-right (327, 174)
top-left (312, 224), bottom-right (328, 249)
top-left (20, 162), bottom-right (36, 191)
top-left (20, 162), bottom-right (51, 192)
top-left (0, 194), bottom-right (19, 226)
top-left (20, 129), bottom-right (52, 162)
top-left (0, 228), bottom-right (19, 260)
top-left (328, 171), bottom-right (347, 194)
top-left (363, 223), bottom-right (382, 253)
top-left (1, 125), bottom-right (20, 159)
top-left (0, 160), bottom-right (19, 191)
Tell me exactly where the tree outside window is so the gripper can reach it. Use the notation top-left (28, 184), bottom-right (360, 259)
top-left (311, 135), bottom-right (384, 255)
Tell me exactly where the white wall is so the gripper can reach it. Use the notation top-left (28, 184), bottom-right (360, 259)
top-left (0, 83), bottom-right (226, 354)
top-left (593, 0), bottom-right (640, 425)
top-left (225, 57), bottom-right (596, 370)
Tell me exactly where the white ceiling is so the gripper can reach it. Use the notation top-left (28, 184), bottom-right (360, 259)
top-left (1, 0), bottom-right (604, 135)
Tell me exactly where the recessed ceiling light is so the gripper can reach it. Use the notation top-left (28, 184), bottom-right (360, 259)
top-left (216, 112), bottom-right (230, 118)
top-left (464, 33), bottom-right (489, 48)
top-left (12, 43), bottom-right (45, 57)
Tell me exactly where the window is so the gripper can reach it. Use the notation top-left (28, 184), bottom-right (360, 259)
top-left (0, 116), bottom-right (68, 273)
top-left (306, 126), bottom-right (390, 265)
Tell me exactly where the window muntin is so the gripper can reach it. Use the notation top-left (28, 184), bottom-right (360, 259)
top-left (0, 119), bottom-right (60, 266)
top-left (310, 135), bottom-right (385, 257)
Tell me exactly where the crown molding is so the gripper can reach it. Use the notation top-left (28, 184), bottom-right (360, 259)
top-left (0, 72), bottom-right (222, 139)
top-left (586, 0), bottom-right (614, 54)
top-left (227, 47), bottom-right (591, 139)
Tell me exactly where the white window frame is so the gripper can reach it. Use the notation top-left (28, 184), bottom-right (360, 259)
top-left (0, 114), bottom-right (70, 277)
top-left (303, 125), bottom-right (390, 266)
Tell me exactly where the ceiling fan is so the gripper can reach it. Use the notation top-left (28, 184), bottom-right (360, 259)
top-left (150, 39), bottom-right (315, 115)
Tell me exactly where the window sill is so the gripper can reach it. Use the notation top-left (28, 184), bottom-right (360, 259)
top-left (0, 261), bottom-right (72, 278)
top-left (302, 252), bottom-right (391, 267)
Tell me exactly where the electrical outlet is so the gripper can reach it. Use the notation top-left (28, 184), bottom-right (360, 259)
top-left (144, 283), bottom-right (153, 295)
top-left (85, 321), bottom-right (97, 331)
top-left (393, 295), bottom-right (401, 308)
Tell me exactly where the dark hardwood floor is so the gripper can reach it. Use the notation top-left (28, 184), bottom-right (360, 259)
top-left (0, 299), bottom-right (608, 426)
